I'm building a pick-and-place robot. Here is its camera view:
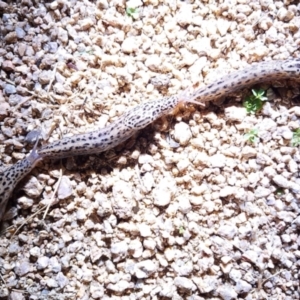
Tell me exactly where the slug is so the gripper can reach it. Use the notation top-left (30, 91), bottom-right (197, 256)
top-left (1, 58), bottom-right (300, 221)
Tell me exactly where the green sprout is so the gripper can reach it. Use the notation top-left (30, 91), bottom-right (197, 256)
top-left (244, 128), bottom-right (258, 144)
top-left (292, 128), bottom-right (300, 147)
top-left (243, 88), bottom-right (268, 114)
top-left (126, 7), bottom-right (138, 19)
top-left (275, 187), bottom-right (284, 196)
top-left (178, 225), bottom-right (185, 235)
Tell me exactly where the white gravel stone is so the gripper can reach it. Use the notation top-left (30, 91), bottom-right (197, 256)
top-left (210, 154), bottom-right (226, 168)
top-left (95, 192), bottom-right (113, 217)
top-left (142, 172), bottom-right (155, 192)
top-left (241, 146), bottom-right (257, 159)
top-left (217, 223), bottom-right (237, 240)
top-left (57, 27), bottom-right (68, 43)
top-left (164, 248), bottom-right (178, 262)
top-left (38, 70), bottom-right (53, 85)
top-left (277, 7), bottom-right (294, 22)
top-left (126, 0), bottom-right (142, 8)
top-left (80, 18), bottom-right (94, 31)
top-left (56, 272), bottom-right (69, 288)
top-left (139, 223), bottom-right (152, 237)
top-left (177, 194), bottom-right (192, 214)
top-left (172, 259), bottom-right (193, 276)
top-left (111, 241), bottom-right (128, 262)
top-left (273, 174), bottom-right (300, 192)
top-left (193, 152), bottom-right (210, 167)
top-left (46, 278), bottom-right (58, 288)
top-left (112, 180), bottom-right (134, 219)
top-left (49, 257), bottom-right (61, 273)
top-left (57, 176), bottom-right (73, 199)
top-left (224, 106), bottom-right (247, 122)
top-left (219, 186), bottom-right (235, 198)
top-left (145, 55), bottom-right (162, 72)
top-left (107, 280), bottom-right (132, 292)
top-left (4, 84), bottom-right (16, 94)
top-left (29, 247), bottom-right (40, 258)
top-left (173, 122), bottom-right (193, 146)
top-left (254, 186), bottom-right (271, 198)
top-left (242, 250), bottom-right (258, 265)
top-left (37, 256), bottom-right (49, 270)
top-left (76, 208), bottom-right (87, 221)
top-left (193, 276), bottom-right (218, 293)
top-left (128, 240), bottom-right (143, 258)
top-left (217, 284), bottom-right (238, 300)
top-left (17, 196), bottom-right (34, 210)
top-left (159, 282), bottom-right (177, 298)
top-left (174, 276), bottom-right (197, 292)
top-left (235, 280), bottom-right (252, 294)
top-left (122, 36), bottom-right (140, 53)
top-left (176, 158), bottom-right (190, 173)
top-left (133, 260), bottom-right (158, 279)
top-left (229, 269), bottom-right (242, 282)
top-left (14, 260), bottom-right (32, 276)
top-left (176, 5), bottom-right (193, 26)
top-left (288, 159), bottom-right (298, 173)
top-left (143, 239), bottom-right (156, 250)
top-left (153, 177), bottom-right (176, 207)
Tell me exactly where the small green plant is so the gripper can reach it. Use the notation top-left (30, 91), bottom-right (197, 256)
top-left (126, 7), bottom-right (138, 19)
top-left (243, 88), bottom-right (268, 114)
top-left (292, 128), bottom-right (300, 146)
top-left (244, 128), bottom-right (258, 144)
top-left (275, 187), bottom-right (284, 196)
top-left (178, 225), bottom-right (185, 235)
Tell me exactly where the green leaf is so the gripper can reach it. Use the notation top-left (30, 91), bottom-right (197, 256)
top-left (292, 128), bottom-right (300, 147)
top-left (126, 7), bottom-right (138, 18)
top-left (179, 226), bottom-right (185, 235)
top-left (275, 187), bottom-right (284, 195)
top-left (244, 128), bottom-right (258, 143)
top-left (243, 88), bottom-right (268, 114)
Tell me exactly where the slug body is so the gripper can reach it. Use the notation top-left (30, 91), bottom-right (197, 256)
top-left (38, 94), bottom-right (184, 159)
top-left (1, 58), bottom-right (300, 221)
top-left (38, 59), bottom-right (300, 160)
top-left (190, 58), bottom-right (300, 102)
top-left (0, 142), bottom-right (42, 222)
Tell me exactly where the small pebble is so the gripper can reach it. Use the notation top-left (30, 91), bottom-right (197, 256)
top-left (57, 176), bottom-right (73, 200)
top-left (37, 256), bottom-right (49, 270)
top-left (14, 260), bottom-right (32, 276)
top-left (2, 60), bottom-right (15, 72)
top-left (173, 122), bottom-right (192, 146)
top-left (4, 84), bottom-right (16, 95)
top-left (23, 176), bottom-right (43, 198)
top-left (174, 276), bottom-right (197, 292)
top-left (210, 154), bottom-right (226, 168)
top-left (153, 177), bottom-right (176, 206)
top-left (133, 260), bottom-right (158, 279)
top-left (224, 106), bottom-right (247, 123)
top-left (15, 27), bottom-right (26, 39)
top-left (217, 285), bottom-right (238, 300)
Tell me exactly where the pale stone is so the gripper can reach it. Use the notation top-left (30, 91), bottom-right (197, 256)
top-left (173, 122), bottom-right (192, 146)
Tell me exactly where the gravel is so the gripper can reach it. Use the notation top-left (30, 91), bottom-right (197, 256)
top-left (0, 0), bottom-right (300, 299)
